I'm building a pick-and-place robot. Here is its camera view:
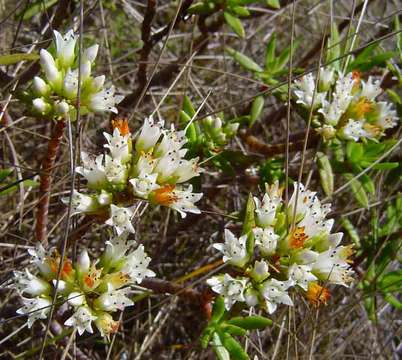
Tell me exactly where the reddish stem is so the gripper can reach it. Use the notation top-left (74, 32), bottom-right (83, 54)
top-left (35, 120), bottom-right (66, 244)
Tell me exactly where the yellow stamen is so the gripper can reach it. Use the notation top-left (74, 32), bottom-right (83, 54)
top-left (354, 98), bottom-right (372, 118)
top-left (153, 185), bottom-right (177, 206)
top-left (289, 226), bottom-right (308, 249)
top-left (306, 282), bottom-right (330, 306)
top-left (112, 118), bottom-right (130, 136)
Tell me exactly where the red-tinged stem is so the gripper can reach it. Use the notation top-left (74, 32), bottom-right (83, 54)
top-left (35, 120), bottom-right (66, 244)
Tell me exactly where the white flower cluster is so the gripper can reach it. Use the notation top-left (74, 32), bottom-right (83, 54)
top-left (208, 182), bottom-right (354, 313)
top-left (13, 235), bottom-right (155, 337)
top-left (32, 29), bottom-right (123, 118)
top-left (65, 117), bottom-right (203, 235)
top-left (293, 68), bottom-right (398, 141)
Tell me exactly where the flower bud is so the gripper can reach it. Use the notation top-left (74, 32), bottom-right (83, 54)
top-left (95, 312), bottom-right (119, 338)
top-left (33, 76), bottom-right (50, 96)
top-left (40, 49), bottom-right (61, 89)
top-left (244, 287), bottom-right (259, 307)
top-left (67, 291), bottom-right (85, 307)
top-left (80, 60), bottom-right (91, 81)
top-left (33, 98), bottom-right (51, 114)
top-left (92, 75), bottom-right (105, 92)
top-left (84, 44), bottom-right (99, 63)
top-left (213, 117), bottom-right (223, 129)
top-left (97, 190), bottom-right (112, 206)
top-left (54, 101), bottom-right (70, 115)
top-left (250, 260), bottom-right (270, 282)
top-left (77, 249), bottom-right (90, 273)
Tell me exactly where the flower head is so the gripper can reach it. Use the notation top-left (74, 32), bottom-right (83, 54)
top-left (208, 182), bottom-right (354, 314)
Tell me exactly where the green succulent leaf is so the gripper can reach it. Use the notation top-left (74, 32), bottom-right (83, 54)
top-left (317, 152), bottom-right (334, 196)
top-left (344, 173), bottom-right (369, 208)
top-left (226, 47), bottom-right (263, 73)
top-left (249, 96), bottom-right (264, 127)
top-left (211, 296), bottom-right (226, 323)
top-left (227, 315), bottom-right (273, 330)
top-left (224, 11), bottom-right (245, 38)
top-left (242, 193), bottom-right (256, 235)
top-left (212, 332), bottom-right (230, 360)
top-left (0, 53), bottom-right (39, 65)
top-left (221, 333), bottom-right (249, 360)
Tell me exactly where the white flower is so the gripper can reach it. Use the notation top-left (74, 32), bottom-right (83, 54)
top-left (288, 182), bottom-right (318, 220)
top-left (163, 185), bottom-right (203, 218)
top-left (294, 73), bottom-right (326, 108)
top-left (375, 102), bottom-right (398, 130)
top-left (122, 245), bottom-right (156, 283)
top-left (172, 158), bottom-right (200, 183)
top-left (88, 86), bottom-right (123, 114)
top-left (253, 227), bottom-right (278, 256)
top-left (261, 279), bottom-right (294, 314)
top-left (53, 29), bottom-right (77, 68)
top-left (250, 260), bottom-right (270, 282)
top-left (318, 98), bottom-right (345, 126)
top-left (103, 233), bottom-right (135, 266)
top-left (134, 152), bottom-right (156, 175)
top-left (105, 204), bottom-right (136, 235)
top-left (135, 116), bottom-right (164, 152)
top-left (311, 247), bottom-right (354, 286)
top-left (17, 296), bottom-right (52, 328)
top-left (254, 186), bottom-right (281, 227)
top-left (28, 244), bottom-right (52, 278)
top-left (318, 73), bottom-right (355, 126)
top-left (76, 152), bottom-right (107, 188)
top-left (212, 229), bottom-right (248, 267)
top-left (62, 190), bottom-right (99, 215)
top-left (32, 98), bottom-right (51, 114)
top-left (130, 172), bottom-right (159, 198)
top-left (207, 274), bottom-right (248, 310)
top-left (360, 76), bottom-right (381, 100)
top-left (13, 269), bottom-right (50, 296)
top-left (33, 76), bottom-right (50, 96)
top-left (67, 292), bottom-right (85, 307)
top-left (297, 204), bottom-right (334, 239)
top-left (154, 125), bottom-right (187, 157)
top-left (341, 119), bottom-right (370, 141)
top-left (288, 264), bottom-right (317, 291)
top-left (39, 49), bottom-right (61, 88)
top-left (154, 150), bottom-right (182, 182)
top-left (104, 155), bottom-right (127, 185)
top-left (94, 288), bottom-right (134, 312)
top-left (64, 306), bottom-right (97, 335)
top-left (103, 128), bottom-right (130, 162)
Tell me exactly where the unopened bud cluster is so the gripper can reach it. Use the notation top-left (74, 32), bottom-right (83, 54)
top-left (12, 235), bottom-right (155, 337)
top-left (65, 118), bottom-right (203, 235)
top-left (31, 30), bottom-right (123, 119)
top-left (293, 68), bottom-right (398, 141)
top-left (208, 182), bottom-right (354, 313)
top-left (198, 115), bottom-right (239, 149)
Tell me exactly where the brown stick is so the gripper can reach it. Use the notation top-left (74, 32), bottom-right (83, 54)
top-left (35, 120), bottom-right (66, 244)
top-left (238, 129), bottom-right (320, 157)
top-left (140, 278), bottom-right (203, 304)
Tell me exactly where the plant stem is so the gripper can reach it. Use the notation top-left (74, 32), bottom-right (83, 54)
top-left (35, 120), bottom-right (66, 244)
